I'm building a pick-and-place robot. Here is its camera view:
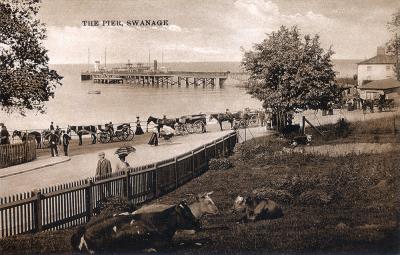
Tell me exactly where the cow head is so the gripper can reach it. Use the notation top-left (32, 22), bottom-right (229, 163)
top-left (232, 195), bottom-right (248, 213)
top-left (196, 191), bottom-right (219, 215)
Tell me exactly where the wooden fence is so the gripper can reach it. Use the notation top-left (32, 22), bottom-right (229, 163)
top-left (0, 132), bottom-right (237, 238)
top-left (0, 141), bottom-right (37, 168)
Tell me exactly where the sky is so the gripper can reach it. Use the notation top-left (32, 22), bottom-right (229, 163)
top-left (36, 0), bottom-right (399, 64)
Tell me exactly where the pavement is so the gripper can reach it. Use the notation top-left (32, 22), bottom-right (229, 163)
top-left (0, 156), bottom-right (70, 179)
top-left (0, 125), bottom-right (270, 197)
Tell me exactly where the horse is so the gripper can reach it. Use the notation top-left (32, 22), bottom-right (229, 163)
top-left (209, 113), bottom-right (238, 131)
top-left (146, 116), bottom-right (178, 135)
top-left (68, 125), bottom-right (97, 145)
top-left (11, 130), bottom-right (42, 148)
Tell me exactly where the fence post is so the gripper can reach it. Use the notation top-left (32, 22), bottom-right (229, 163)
top-left (174, 157), bottom-right (178, 188)
top-left (191, 150), bottom-right (195, 177)
top-left (153, 163), bottom-right (159, 198)
top-left (302, 116), bottom-right (306, 135)
top-left (32, 189), bottom-right (42, 233)
top-left (222, 138), bottom-right (225, 156)
top-left (85, 179), bottom-right (93, 221)
top-left (123, 170), bottom-right (130, 199)
top-left (214, 140), bottom-right (217, 157)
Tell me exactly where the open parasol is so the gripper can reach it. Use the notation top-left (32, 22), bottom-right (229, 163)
top-left (115, 146), bottom-right (136, 156)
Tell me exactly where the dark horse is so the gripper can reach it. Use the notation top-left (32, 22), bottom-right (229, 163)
top-left (68, 125), bottom-right (97, 145)
top-left (209, 113), bottom-right (239, 131)
top-left (12, 130), bottom-right (42, 148)
top-left (146, 116), bottom-right (178, 135)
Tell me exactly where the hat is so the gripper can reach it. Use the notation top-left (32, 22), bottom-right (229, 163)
top-left (136, 116), bottom-right (139, 118)
top-left (98, 152), bottom-right (105, 156)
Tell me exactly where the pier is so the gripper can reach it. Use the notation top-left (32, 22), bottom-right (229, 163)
top-left (81, 70), bottom-right (230, 88)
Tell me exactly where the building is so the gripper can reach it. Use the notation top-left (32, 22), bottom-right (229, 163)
top-left (357, 46), bottom-right (396, 86)
top-left (358, 78), bottom-right (400, 102)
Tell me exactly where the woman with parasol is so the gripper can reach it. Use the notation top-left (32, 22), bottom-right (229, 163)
top-left (115, 146), bottom-right (135, 172)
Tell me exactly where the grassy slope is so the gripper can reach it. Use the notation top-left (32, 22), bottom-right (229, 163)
top-left (1, 116), bottom-right (400, 254)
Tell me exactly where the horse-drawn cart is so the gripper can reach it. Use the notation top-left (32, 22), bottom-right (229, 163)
top-left (97, 123), bottom-right (134, 143)
top-left (236, 110), bottom-right (259, 128)
top-left (175, 114), bottom-right (207, 135)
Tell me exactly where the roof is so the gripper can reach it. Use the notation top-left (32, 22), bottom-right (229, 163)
top-left (359, 78), bottom-right (400, 90)
top-left (358, 55), bottom-right (396, 65)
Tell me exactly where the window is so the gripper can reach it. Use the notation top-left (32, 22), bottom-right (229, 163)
top-left (367, 66), bottom-right (372, 71)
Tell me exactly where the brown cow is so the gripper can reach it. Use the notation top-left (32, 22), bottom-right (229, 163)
top-left (233, 195), bottom-right (283, 222)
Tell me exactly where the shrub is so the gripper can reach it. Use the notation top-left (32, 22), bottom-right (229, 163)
top-left (209, 158), bottom-right (233, 170)
top-left (252, 187), bottom-right (294, 204)
top-left (299, 190), bottom-right (332, 205)
top-left (94, 196), bottom-right (136, 216)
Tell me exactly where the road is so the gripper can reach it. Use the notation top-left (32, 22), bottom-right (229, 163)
top-left (0, 124), bottom-right (270, 197)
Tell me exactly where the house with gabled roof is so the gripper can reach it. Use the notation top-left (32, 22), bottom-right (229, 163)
top-left (357, 46), bottom-right (396, 86)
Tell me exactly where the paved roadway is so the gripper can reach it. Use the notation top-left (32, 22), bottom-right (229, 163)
top-left (0, 123), bottom-right (270, 197)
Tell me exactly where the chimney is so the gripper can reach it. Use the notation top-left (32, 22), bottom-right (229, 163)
top-left (377, 46), bottom-right (386, 56)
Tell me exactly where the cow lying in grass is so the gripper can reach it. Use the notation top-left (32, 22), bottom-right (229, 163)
top-left (291, 134), bottom-right (312, 147)
top-left (71, 192), bottom-right (218, 253)
top-left (233, 196), bottom-right (283, 223)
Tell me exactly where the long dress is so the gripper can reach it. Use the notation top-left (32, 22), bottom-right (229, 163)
top-left (135, 120), bottom-right (144, 135)
top-left (148, 127), bottom-right (158, 146)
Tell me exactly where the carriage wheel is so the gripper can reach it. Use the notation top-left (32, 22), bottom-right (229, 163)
top-left (249, 115), bottom-right (258, 127)
top-left (115, 131), bottom-right (127, 141)
top-left (192, 120), bottom-right (204, 133)
top-left (185, 123), bottom-right (194, 134)
top-left (126, 129), bottom-right (134, 141)
top-left (98, 132), bottom-right (111, 143)
top-left (239, 119), bottom-right (247, 128)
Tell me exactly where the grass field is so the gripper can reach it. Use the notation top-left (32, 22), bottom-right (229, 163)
top-left (1, 116), bottom-right (399, 254)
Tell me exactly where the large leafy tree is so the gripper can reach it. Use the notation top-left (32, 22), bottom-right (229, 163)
top-left (0, 0), bottom-right (62, 115)
top-left (242, 26), bottom-right (341, 127)
top-left (386, 9), bottom-right (400, 80)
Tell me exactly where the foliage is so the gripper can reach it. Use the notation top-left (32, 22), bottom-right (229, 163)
top-left (0, 0), bottom-right (62, 115)
top-left (386, 9), bottom-right (400, 80)
top-left (208, 158), bottom-right (233, 170)
top-left (242, 26), bottom-right (342, 113)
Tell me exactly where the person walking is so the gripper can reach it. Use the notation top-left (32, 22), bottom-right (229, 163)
top-left (0, 124), bottom-right (10, 145)
top-left (135, 116), bottom-right (144, 135)
top-left (56, 125), bottom-right (62, 145)
top-left (50, 122), bottom-right (55, 131)
top-left (95, 152), bottom-right (112, 200)
top-left (258, 110), bottom-right (266, 127)
top-left (115, 154), bottom-right (130, 172)
top-left (62, 130), bottom-right (71, 156)
top-left (148, 125), bottom-right (159, 146)
top-left (49, 130), bottom-right (59, 157)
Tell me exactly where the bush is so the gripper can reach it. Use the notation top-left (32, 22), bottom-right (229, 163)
top-left (299, 190), bottom-right (332, 205)
top-left (252, 187), bottom-right (294, 204)
top-left (209, 158), bottom-right (233, 170)
top-left (94, 196), bottom-right (136, 216)
top-left (335, 118), bottom-right (351, 138)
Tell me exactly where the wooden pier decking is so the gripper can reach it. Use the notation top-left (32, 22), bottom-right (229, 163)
top-left (81, 70), bottom-right (230, 88)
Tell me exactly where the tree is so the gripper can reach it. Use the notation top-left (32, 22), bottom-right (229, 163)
top-left (386, 9), bottom-right (400, 80)
top-left (0, 0), bottom-right (62, 115)
top-left (242, 26), bottom-right (341, 130)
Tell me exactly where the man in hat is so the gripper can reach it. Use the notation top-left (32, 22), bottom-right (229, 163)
top-left (96, 152), bottom-right (112, 177)
top-left (49, 129), bottom-right (59, 157)
top-left (0, 124), bottom-right (10, 145)
top-left (95, 152), bottom-right (112, 199)
top-left (62, 130), bottom-right (71, 156)
top-left (50, 122), bottom-right (55, 131)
